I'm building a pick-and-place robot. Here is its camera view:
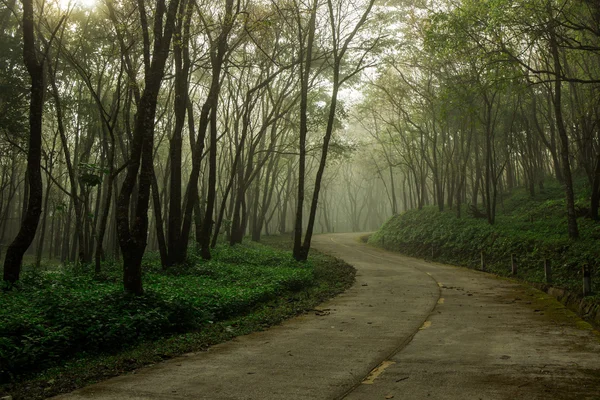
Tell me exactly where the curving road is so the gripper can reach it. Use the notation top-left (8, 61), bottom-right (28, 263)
top-left (54, 233), bottom-right (600, 400)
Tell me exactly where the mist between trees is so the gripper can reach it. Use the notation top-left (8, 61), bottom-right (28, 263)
top-left (1, 0), bottom-right (599, 294)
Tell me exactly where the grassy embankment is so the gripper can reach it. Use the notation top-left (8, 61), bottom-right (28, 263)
top-left (369, 180), bottom-right (600, 299)
top-left (0, 237), bottom-right (355, 400)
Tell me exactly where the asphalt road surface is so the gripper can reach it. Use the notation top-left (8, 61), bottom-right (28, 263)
top-left (54, 233), bottom-right (600, 400)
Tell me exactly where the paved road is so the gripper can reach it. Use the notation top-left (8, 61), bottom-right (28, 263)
top-left (54, 233), bottom-right (600, 400)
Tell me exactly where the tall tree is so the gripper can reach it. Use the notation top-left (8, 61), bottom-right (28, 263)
top-left (3, 1), bottom-right (60, 282)
top-left (297, 0), bottom-right (376, 260)
top-left (115, 0), bottom-right (181, 294)
top-left (292, 0), bottom-right (318, 261)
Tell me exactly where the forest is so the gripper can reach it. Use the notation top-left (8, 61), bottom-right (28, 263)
top-left (0, 0), bottom-right (386, 293)
top-left (0, 0), bottom-right (599, 395)
top-left (2, 0), bottom-right (598, 288)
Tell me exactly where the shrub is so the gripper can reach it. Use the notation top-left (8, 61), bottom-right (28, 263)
top-left (369, 201), bottom-right (599, 294)
top-left (0, 242), bottom-right (315, 382)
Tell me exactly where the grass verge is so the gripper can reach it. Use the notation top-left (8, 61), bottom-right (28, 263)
top-left (0, 237), bottom-right (355, 400)
top-left (369, 184), bottom-right (600, 301)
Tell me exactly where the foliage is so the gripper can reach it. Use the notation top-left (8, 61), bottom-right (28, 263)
top-left (370, 181), bottom-right (600, 295)
top-left (78, 163), bottom-right (108, 188)
top-left (0, 26), bottom-right (28, 146)
top-left (0, 242), bottom-right (318, 383)
top-left (0, 237), bottom-right (354, 400)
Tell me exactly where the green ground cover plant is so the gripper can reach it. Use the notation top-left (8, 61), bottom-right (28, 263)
top-left (0, 238), bottom-right (355, 399)
top-left (369, 181), bottom-right (600, 298)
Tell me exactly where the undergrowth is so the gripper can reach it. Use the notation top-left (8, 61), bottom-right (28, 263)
top-left (0, 238), bottom-right (355, 399)
top-left (369, 180), bottom-right (600, 297)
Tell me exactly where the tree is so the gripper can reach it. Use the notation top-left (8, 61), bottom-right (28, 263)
top-left (3, 1), bottom-right (63, 283)
top-left (294, 0), bottom-right (377, 260)
top-left (114, 0), bottom-right (182, 294)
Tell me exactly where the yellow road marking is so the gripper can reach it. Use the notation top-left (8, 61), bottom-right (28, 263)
top-left (362, 361), bottom-right (396, 384)
top-left (419, 321), bottom-right (432, 330)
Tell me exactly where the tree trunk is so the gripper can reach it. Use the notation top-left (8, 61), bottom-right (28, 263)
top-left (166, 0), bottom-right (192, 267)
top-left (151, 166), bottom-right (168, 268)
top-left (389, 165), bottom-right (398, 214)
top-left (116, 0), bottom-right (181, 294)
top-left (549, 16), bottom-right (579, 239)
top-left (199, 104), bottom-right (219, 259)
top-left (589, 152), bottom-right (600, 221)
top-left (279, 161), bottom-right (292, 234)
top-left (183, 0), bottom-right (234, 260)
top-left (3, 0), bottom-right (44, 283)
top-left (293, 0), bottom-right (318, 261)
top-left (35, 175), bottom-right (53, 269)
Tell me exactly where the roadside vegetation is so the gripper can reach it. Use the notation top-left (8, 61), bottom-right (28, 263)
top-left (1, 0), bottom-right (599, 395)
top-left (0, 237), bottom-right (355, 400)
top-left (369, 180), bottom-right (599, 299)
